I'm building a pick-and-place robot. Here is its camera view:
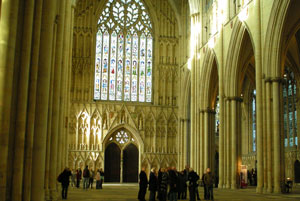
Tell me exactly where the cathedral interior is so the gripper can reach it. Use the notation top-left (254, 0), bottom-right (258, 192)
top-left (1, 0), bottom-right (300, 200)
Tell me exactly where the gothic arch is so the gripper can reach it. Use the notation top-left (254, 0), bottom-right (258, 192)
top-left (103, 123), bottom-right (144, 153)
top-left (225, 19), bottom-right (255, 97)
top-left (263, 0), bottom-right (291, 77)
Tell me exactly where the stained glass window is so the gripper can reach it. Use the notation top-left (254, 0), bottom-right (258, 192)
top-left (94, 0), bottom-right (153, 102)
top-left (283, 67), bottom-right (297, 148)
top-left (252, 90), bottom-right (256, 152)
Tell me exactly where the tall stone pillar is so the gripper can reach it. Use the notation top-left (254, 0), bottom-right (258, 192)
top-left (254, 0), bottom-right (264, 193)
top-left (272, 79), bottom-right (282, 193)
top-left (50, 0), bottom-right (66, 199)
top-left (265, 80), bottom-right (273, 193)
top-left (30, 0), bottom-right (57, 200)
top-left (22, 1), bottom-right (43, 201)
top-left (204, 110), bottom-right (209, 170)
top-left (231, 98), bottom-right (237, 189)
top-left (0, 0), bottom-right (19, 199)
top-left (226, 99), bottom-right (231, 188)
top-left (199, 111), bottom-right (204, 177)
top-left (11, 0), bottom-right (35, 200)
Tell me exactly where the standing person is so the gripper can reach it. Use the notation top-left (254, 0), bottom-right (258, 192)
top-left (96, 169), bottom-right (101, 189)
top-left (204, 168), bottom-right (214, 201)
top-left (183, 165), bottom-right (189, 199)
top-left (100, 168), bottom-right (105, 189)
top-left (89, 168), bottom-right (95, 189)
top-left (159, 168), bottom-right (168, 201)
top-left (169, 167), bottom-right (178, 201)
top-left (76, 169), bottom-right (81, 188)
top-left (177, 171), bottom-right (184, 200)
top-left (83, 165), bottom-right (90, 190)
top-left (202, 171), bottom-right (207, 200)
top-left (157, 168), bottom-right (163, 200)
top-left (57, 168), bottom-right (72, 200)
top-left (149, 167), bottom-right (158, 201)
top-left (138, 167), bottom-right (148, 201)
top-left (71, 169), bottom-right (76, 187)
top-left (188, 168), bottom-right (199, 201)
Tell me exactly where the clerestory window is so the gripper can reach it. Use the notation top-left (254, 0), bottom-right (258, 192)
top-left (94, 0), bottom-right (153, 102)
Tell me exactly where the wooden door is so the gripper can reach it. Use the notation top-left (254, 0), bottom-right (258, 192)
top-left (123, 143), bottom-right (138, 182)
top-left (105, 143), bottom-right (121, 182)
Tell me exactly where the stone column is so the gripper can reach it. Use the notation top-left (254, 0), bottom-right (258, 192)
top-left (199, 110), bottom-right (204, 177)
top-left (30, 0), bottom-right (57, 200)
top-left (0, 0), bottom-right (19, 199)
top-left (50, 0), bottom-right (66, 199)
top-left (22, 1), bottom-right (43, 201)
top-left (231, 98), bottom-right (237, 189)
top-left (272, 79), bottom-right (281, 193)
top-left (254, 0), bottom-right (264, 193)
top-left (11, 0), bottom-right (35, 200)
top-left (226, 99), bottom-right (231, 188)
top-left (204, 110), bottom-right (209, 170)
top-left (265, 80), bottom-right (272, 193)
top-left (120, 150), bottom-right (123, 183)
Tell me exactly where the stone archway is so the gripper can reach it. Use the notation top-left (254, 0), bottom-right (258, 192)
top-left (104, 128), bottom-right (139, 183)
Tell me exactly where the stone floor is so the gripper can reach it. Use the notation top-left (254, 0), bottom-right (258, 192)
top-left (59, 183), bottom-right (300, 201)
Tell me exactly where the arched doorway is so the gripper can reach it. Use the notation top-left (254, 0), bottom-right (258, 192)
top-left (123, 143), bottom-right (139, 182)
top-left (104, 129), bottom-right (139, 183)
top-left (105, 143), bottom-right (121, 182)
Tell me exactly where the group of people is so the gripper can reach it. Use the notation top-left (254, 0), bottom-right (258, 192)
top-left (70, 166), bottom-right (105, 190)
top-left (138, 166), bottom-right (215, 201)
top-left (57, 165), bottom-right (105, 199)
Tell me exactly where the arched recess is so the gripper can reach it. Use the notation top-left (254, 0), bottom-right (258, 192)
top-left (199, 48), bottom-right (219, 181)
top-left (105, 142), bottom-right (121, 182)
top-left (223, 19), bottom-right (256, 189)
top-left (103, 125), bottom-right (142, 183)
top-left (276, 0), bottom-right (300, 184)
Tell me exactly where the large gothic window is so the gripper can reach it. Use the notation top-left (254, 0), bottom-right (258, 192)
top-left (283, 67), bottom-right (298, 147)
top-left (94, 0), bottom-right (153, 102)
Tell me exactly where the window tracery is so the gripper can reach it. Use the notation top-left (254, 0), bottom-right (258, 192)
top-left (283, 67), bottom-right (298, 148)
top-left (94, 0), bottom-right (153, 102)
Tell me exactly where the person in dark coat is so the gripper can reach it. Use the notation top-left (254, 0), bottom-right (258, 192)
top-left (188, 168), bottom-right (199, 201)
top-left (177, 171), bottom-right (185, 199)
top-left (58, 168), bottom-right (72, 200)
top-left (138, 167), bottom-right (148, 201)
top-left (168, 167), bottom-right (178, 201)
top-left (204, 168), bottom-right (214, 201)
top-left (100, 168), bottom-right (105, 189)
top-left (202, 171), bottom-right (207, 200)
top-left (76, 169), bottom-right (81, 188)
top-left (159, 168), bottom-right (168, 201)
top-left (182, 165), bottom-right (189, 199)
top-left (149, 167), bottom-right (158, 201)
top-left (157, 168), bottom-right (163, 200)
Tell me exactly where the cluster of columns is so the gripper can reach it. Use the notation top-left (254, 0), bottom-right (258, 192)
top-left (0, 0), bottom-right (75, 200)
top-left (187, 0), bottom-right (286, 194)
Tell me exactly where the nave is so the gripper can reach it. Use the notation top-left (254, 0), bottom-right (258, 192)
top-left (57, 184), bottom-right (300, 201)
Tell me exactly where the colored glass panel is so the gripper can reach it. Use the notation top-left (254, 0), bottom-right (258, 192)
top-left (124, 34), bottom-right (131, 101)
top-left (109, 32), bottom-right (117, 100)
top-left (146, 36), bottom-right (152, 102)
top-left (131, 33), bottom-right (138, 101)
top-left (94, 31), bottom-right (102, 100)
top-left (116, 33), bottom-right (124, 100)
top-left (101, 31), bottom-right (109, 100)
top-left (139, 34), bottom-right (146, 102)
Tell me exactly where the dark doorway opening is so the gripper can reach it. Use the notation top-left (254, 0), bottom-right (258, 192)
top-left (105, 143), bottom-right (121, 182)
top-left (123, 143), bottom-right (139, 182)
top-left (295, 160), bottom-right (300, 183)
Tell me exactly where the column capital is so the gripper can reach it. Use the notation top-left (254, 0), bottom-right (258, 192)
top-left (226, 96), bottom-right (243, 102)
top-left (265, 77), bottom-right (284, 83)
